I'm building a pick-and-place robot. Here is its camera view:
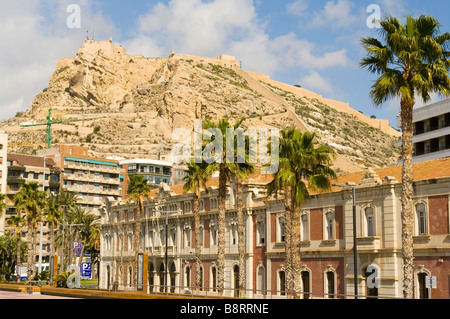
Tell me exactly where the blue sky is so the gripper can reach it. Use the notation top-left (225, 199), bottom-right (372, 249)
top-left (1, 0), bottom-right (449, 128)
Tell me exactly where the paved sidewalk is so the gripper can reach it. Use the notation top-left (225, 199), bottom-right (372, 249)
top-left (0, 290), bottom-right (80, 299)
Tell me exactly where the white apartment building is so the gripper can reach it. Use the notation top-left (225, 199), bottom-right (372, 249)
top-left (397, 99), bottom-right (450, 163)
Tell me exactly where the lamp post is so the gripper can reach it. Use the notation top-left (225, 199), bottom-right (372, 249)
top-left (332, 183), bottom-right (376, 299)
top-left (38, 156), bottom-right (48, 274)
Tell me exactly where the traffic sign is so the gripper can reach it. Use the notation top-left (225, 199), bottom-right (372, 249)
top-left (82, 262), bottom-right (92, 278)
top-left (72, 241), bottom-right (82, 254)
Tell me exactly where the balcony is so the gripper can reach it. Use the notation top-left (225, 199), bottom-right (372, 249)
top-left (357, 236), bottom-right (381, 251)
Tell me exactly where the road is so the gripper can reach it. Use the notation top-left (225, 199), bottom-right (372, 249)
top-left (0, 290), bottom-right (80, 299)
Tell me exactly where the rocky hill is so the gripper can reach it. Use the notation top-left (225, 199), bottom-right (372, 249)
top-left (0, 39), bottom-right (401, 173)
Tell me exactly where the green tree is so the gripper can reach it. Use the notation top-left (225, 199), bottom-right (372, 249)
top-left (6, 214), bottom-right (26, 282)
top-left (13, 182), bottom-right (46, 278)
top-left (360, 14), bottom-right (450, 298)
top-left (202, 117), bottom-right (246, 294)
top-left (267, 130), bottom-right (336, 298)
top-left (45, 194), bottom-right (61, 262)
top-left (183, 160), bottom-right (213, 290)
top-left (127, 175), bottom-right (153, 286)
top-left (56, 190), bottom-right (79, 272)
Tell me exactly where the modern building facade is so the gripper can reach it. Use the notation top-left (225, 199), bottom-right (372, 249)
top-left (42, 145), bottom-right (125, 215)
top-left (397, 98), bottom-right (450, 163)
top-left (3, 153), bottom-right (61, 263)
top-left (99, 158), bottom-right (450, 299)
top-left (120, 158), bottom-right (172, 189)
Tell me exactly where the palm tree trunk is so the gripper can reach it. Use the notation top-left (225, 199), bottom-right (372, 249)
top-left (291, 205), bottom-right (302, 299)
top-left (133, 202), bottom-right (142, 288)
top-left (26, 218), bottom-right (33, 279)
top-left (284, 187), bottom-right (293, 296)
top-left (217, 164), bottom-right (227, 295)
top-left (16, 236), bottom-right (21, 283)
top-left (400, 97), bottom-right (415, 299)
top-left (193, 190), bottom-right (202, 290)
top-left (236, 177), bottom-right (245, 296)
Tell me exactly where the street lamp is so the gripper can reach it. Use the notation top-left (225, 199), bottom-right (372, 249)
top-left (332, 183), bottom-right (375, 299)
top-left (38, 156), bottom-right (48, 274)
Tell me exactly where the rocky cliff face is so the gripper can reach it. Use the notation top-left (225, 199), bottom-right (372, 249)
top-left (1, 40), bottom-right (400, 173)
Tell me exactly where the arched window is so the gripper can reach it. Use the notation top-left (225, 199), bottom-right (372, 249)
top-left (301, 270), bottom-right (311, 299)
top-left (233, 265), bottom-right (240, 297)
top-left (128, 266), bottom-right (133, 288)
top-left (159, 263), bottom-right (165, 292)
top-left (415, 268), bottom-right (431, 299)
top-left (211, 266), bottom-right (217, 292)
top-left (149, 263), bottom-right (154, 292)
top-left (170, 263), bottom-right (176, 293)
top-left (278, 269), bottom-right (286, 296)
top-left (324, 268), bottom-right (336, 298)
top-left (185, 265), bottom-right (191, 289)
top-left (256, 265), bottom-right (266, 295)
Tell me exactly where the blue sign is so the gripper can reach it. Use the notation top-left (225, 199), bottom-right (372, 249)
top-left (82, 262), bottom-right (92, 278)
top-left (72, 241), bottom-right (82, 254)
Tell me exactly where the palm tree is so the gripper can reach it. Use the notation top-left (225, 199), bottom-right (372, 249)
top-left (127, 175), bottom-right (153, 286)
top-left (230, 133), bottom-right (255, 296)
top-left (360, 14), bottom-right (450, 298)
top-left (0, 193), bottom-right (6, 220)
top-left (13, 182), bottom-right (46, 278)
top-left (45, 194), bottom-right (61, 262)
top-left (183, 160), bottom-right (213, 290)
top-left (202, 117), bottom-right (246, 294)
top-left (267, 129), bottom-right (336, 298)
top-left (56, 190), bottom-right (79, 273)
top-left (6, 214), bottom-right (25, 282)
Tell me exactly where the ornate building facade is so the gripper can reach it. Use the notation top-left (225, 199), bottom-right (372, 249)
top-left (99, 158), bottom-right (450, 299)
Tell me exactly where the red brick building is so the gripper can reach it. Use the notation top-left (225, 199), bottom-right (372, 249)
top-left (99, 158), bottom-right (450, 299)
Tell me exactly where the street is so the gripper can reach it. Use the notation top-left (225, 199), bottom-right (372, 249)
top-left (0, 290), bottom-right (80, 299)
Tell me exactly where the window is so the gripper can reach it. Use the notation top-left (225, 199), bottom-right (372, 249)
top-left (325, 270), bottom-right (336, 298)
top-left (417, 272), bottom-right (430, 299)
top-left (23, 172), bottom-right (29, 179)
top-left (34, 173), bottom-right (39, 179)
top-left (231, 224), bottom-right (237, 245)
top-left (415, 203), bottom-right (427, 235)
top-left (365, 207), bottom-right (375, 237)
top-left (211, 266), bottom-right (217, 292)
top-left (279, 270), bottom-right (286, 296)
top-left (325, 211), bottom-right (334, 240)
top-left (184, 227), bottom-right (191, 247)
top-left (257, 221), bottom-right (265, 245)
top-left (279, 217), bottom-right (285, 242)
top-left (257, 265), bottom-right (266, 295)
top-left (301, 270), bottom-right (311, 299)
top-left (211, 222), bottom-right (217, 246)
top-left (301, 213), bottom-right (309, 241)
top-left (199, 200), bottom-right (204, 211)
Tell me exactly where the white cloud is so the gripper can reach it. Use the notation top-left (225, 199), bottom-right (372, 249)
top-left (299, 71), bottom-right (335, 95)
top-left (286, 0), bottom-right (309, 16)
top-left (308, 0), bottom-right (358, 29)
top-left (0, 0), bottom-right (118, 121)
top-left (125, 0), bottom-right (351, 77)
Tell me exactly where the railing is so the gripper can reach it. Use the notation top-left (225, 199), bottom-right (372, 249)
top-left (106, 282), bottom-right (406, 300)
